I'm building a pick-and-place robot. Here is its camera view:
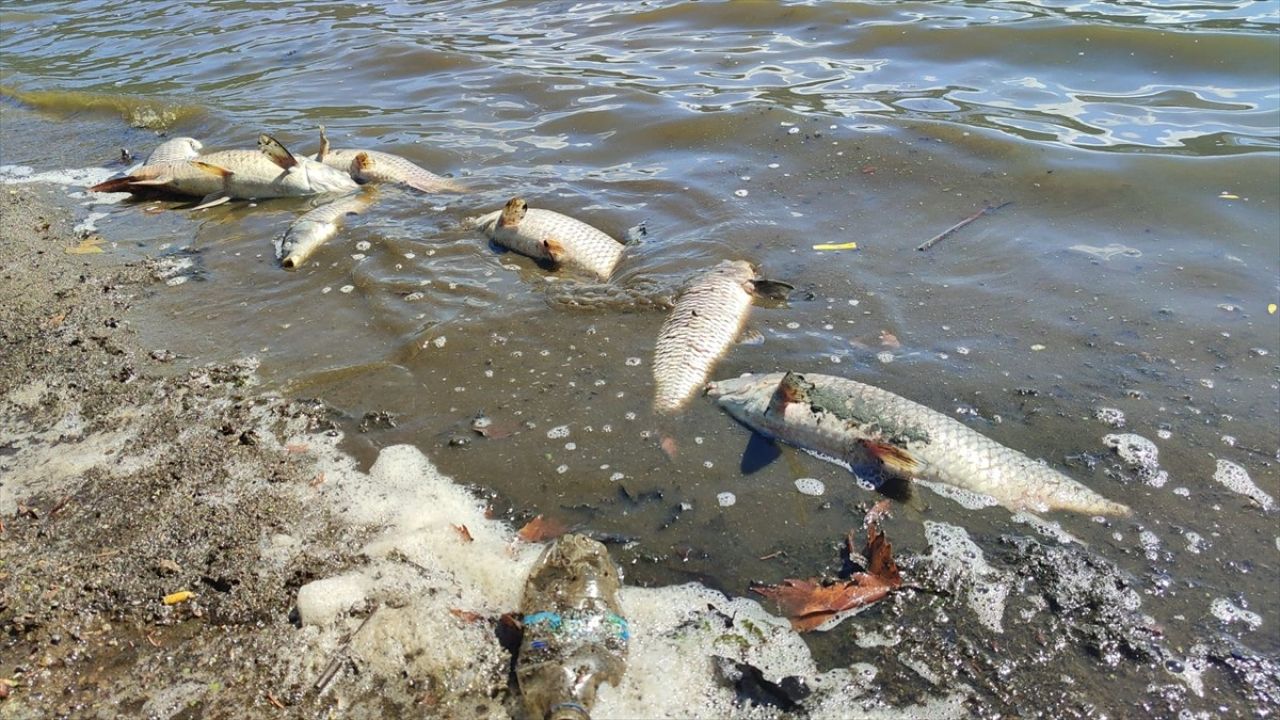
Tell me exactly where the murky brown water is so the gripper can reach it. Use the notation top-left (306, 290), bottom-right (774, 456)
top-left (2, 1), bottom-right (1277, 716)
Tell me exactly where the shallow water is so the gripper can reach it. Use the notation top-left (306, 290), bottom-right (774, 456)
top-left (2, 0), bottom-right (1277, 716)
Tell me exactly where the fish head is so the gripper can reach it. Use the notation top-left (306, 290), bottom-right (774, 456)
top-left (705, 372), bottom-right (786, 424)
top-left (498, 197), bottom-right (527, 228)
top-left (302, 157), bottom-right (360, 193)
top-left (177, 137), bottom-right (203, 155)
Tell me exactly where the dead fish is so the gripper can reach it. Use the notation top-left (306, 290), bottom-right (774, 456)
top-left (314, 126), bottom-right (465, 193)
top-left (91, 133), bottom-right (357, 208)
top-left (517, 534), bottom-right (628, 720)
top-left (469, 197), bottom-right (625, 280)
top-left (275, 189), bottom-right (376, 270)
top-left (706, 371), bottom-right (1132, 516)
top-left (144, 136), bottom-right (203, 165)
top-left (652, 260), bottom-right (792, 415)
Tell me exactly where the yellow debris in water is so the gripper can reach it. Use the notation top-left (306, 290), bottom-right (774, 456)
top-left (1218, 192), bottom-right (1240, 200)
top-left (65, 236), bottom-right (105, 254)
top-left (1269, 303), bottom-right (1277, 315)
top-left (812, 242), bottom-right (858, 251)
top-left (163, 591), bottom-right (195, 605)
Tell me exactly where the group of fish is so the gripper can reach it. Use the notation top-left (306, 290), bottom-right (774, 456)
top-left (92, 131), bottom-right (1130, 519)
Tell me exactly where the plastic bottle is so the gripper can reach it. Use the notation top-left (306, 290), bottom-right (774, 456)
top-left (517, 534), bottom-right (629, 720)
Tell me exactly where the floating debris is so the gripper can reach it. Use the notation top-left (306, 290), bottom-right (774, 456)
top-left (717, 492), bottom-right (737, 507)
top-left (1094, 407), bottom-right (1126, 428)
top-left (813, 242), bottom-right (857, 251)
top-left (1212, 459), bottom-right (1273, 510)
top-left (794, 478), bottom-right (826, 496)
top-left (1068, 243), bottom-right (1142, 261)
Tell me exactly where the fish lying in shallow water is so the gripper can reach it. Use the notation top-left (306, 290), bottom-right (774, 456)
top-left (706, 371), bottom-right (1132, 516)
top-left (90, 133), bottom-right (357, 208)
top-left (275, 189), bottom-right (376, 270)
top-left (314, 126), bottom-right (465, 193)
top-left (469, 197), bottom-right (626, 280)
top-left (652, 260), bottom-right (792, 415)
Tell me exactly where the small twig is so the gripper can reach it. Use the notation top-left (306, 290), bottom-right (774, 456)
top-left (313, 606), bottom-right (379, 695)
top-left (916, 201), bottom-right (1012, 251)
top-left (758, 551), bottom-right (786, 561)
top-left (265, 691), bottom-right (286, 710)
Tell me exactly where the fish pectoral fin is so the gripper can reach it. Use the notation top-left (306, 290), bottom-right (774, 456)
top-left (317, 125), bottom-right (329, 163)
top-left (861, 440), bottom-right (922, 476)
top-left (766, 371), bottom-right (813, 417)
top-left (191, 161), bottom-right (232, 178)
top-left (124, 176), bottom-right (173, 187)
top-left (749, 278), bottom-right (795, 301)
top-left (740, 431), bottom-right (783, 475)
top-left (258, 133), bottom-right (298, 169)
top-left (542, 237), bottom-right (566, 263)
top-left (191, 193), bottom-right (231, 211)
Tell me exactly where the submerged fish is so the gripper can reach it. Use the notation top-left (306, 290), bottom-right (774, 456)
top-left (315, 126), bottom-right (465, 193)
top-left (275, 189), bottom-right (376, 270)
top-left (90, 133), bottom-right (357, 208)
top-left (706, 371), bottom-right (1131, 516)
top-left (470, 197), bottom-right (625, 280)
top-left (144, 136), bottom-right (203, 165)
top-left (652, 260), bottom-right (792, 415)
top-left (518, 534), bottom-right (628, 720)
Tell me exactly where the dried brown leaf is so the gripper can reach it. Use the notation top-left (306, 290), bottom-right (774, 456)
top-left (449, 608), bottom-right (484, 624)
top-left (516, 514), bottom-right (568, 543)
top-left (454, 524), bottom-right (474, 543)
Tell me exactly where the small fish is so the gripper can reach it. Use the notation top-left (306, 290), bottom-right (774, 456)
top-left (518, 534), bottom-right (628, 720)
top-left (314, 126), bottom-right (465, 193)
top-left (91, 134), bottom-right (358, 208)
top-left (470, 197), bottom-right (625, 280)
top-left (652, 260), bottom-right (792, 415)
top-left (706, 371), bottom-right (1131, 516)
top-left (275, 189), bottom-right (376, 270)
top-left (144, 136), bottom-right (203, 165)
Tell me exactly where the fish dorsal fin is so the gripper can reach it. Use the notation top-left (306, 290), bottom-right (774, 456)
top-left (191, 161), bottom-right (232, 178)
top-left (350, 151), bottom-right (374, 181)
top-left (499, 197), bottom-right (527, 228)
top-left (317, 125), bottom-right (330, 163)
top-left (767, 371), bottom-right (813, 417)
top-left (749, 278), bottom-right (794, 301)
top-left (258, 133), bottom-right (298, 170)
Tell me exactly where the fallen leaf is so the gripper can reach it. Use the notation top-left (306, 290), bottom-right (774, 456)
top-left (878, 330), bottom-right (900, 349)
top-left (449, 608), bottom-right (483, 624)
top-left (753, 507), bottom-right (902, 632)
top-left (861, 166), bottom-right (877, 175)
top-left (517, 514), bottom-right (568, 543)
top-left (163, 590), bottom-right (195, 606)
top-left (454, 524), bottom-right (474, 543)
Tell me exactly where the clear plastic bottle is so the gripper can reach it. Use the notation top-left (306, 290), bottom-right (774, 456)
top-left (517, 534), bottom-right (629, 720)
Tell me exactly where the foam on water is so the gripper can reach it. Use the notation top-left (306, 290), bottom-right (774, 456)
top-left (1211, 458), bottom-right (1273, 510)
top-left (1209, 597), bottom-right (1263, 631)
top-left (289, 442), bottom-right (970, 716)
top-left (922, 521), bottom-right (1009, 634)
top-left (0, 163), bottom-right (120, 190)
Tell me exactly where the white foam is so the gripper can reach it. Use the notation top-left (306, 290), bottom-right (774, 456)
top-left (1209, 597), bottom-right (1262, 631)
top-left (916, 479), bottom-right (1000, 510)
top-left (0, 164), bottom-right (120, 189)
top-left (794, 477), bottom-right (826, 496)
top-left (1103, 433), bottom-right (1159, 471)
top-left (1094, 407), bottom-right (1125, 428)
top-left (1212, 459), bottom-right (1273, 510)
top-left (923, 521), bottom-right (1009, 633)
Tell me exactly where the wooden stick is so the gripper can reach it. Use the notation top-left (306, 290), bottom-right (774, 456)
top-left (916, 201), bottom-right (1012, 252)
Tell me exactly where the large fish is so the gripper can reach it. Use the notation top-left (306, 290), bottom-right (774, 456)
top-left (706, 371), bottom-right (1132, 516)
top-left (90, 134), bottom-right (357, 208)
top-left (275, 189), bottom-right (376, 270)
top-left (314, 125), bottom-right (465, 193)
top-left (469, 197), bottom-right (625, 280)
top-left (652, 260), bottom-right (792, 415)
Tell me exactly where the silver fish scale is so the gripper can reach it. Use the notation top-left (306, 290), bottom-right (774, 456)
top-left (474, 207), bottom-right (624, 280)
top-left (707, 372), bottom-right (1131, 516)
top-left (276, 192), bottom-right (374, 266)
top-left (318, 149), bottom-right (464, 193)
top-left (144, 137), bottom-right (202, 165)
top-left (653, 260), bottom-right (755, 414)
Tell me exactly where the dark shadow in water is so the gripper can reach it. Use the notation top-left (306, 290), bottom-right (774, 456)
top-left (739, 432), bottom-right (782, 475)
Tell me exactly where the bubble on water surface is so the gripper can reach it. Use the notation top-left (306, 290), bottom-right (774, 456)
top-left (1094, 407), bottom-right (1125, 428)
top-left (1210, 598), bottom-right (1262, 631)
top-left (1212, 459), bottom-right (1273, 510)
top-left (339, 285), bottom-right (354, 294)
top-left (546, 425), bottom-right (570, 439)
top-left (794, 478), bottom-right (825, 496)
top-left (716, 492), bottom-right (736, 507)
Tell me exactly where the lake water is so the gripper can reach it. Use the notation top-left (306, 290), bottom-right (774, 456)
top-left (2, 1), bottom-right (1277, 716)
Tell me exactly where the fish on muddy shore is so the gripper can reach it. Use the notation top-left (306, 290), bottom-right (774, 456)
top-left (314, 126), bottom-right (465, 193)
top-left (652, 260), bottom-right (792, 415)
top-left (275, 189), bottom-right (377, 270)
top-left (469, 197), bottom-right (626, 280)
top-left (706, 371), bottom-right (1132, 516)
top-left (90, 133), bottom-right (358, 208)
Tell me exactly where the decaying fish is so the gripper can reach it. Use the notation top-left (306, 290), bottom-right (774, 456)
top-left (144, 136), bottom-right (203, 165)
top-left (470, 197), bottom-right (625, 280)
top-left (706, 371), bottom-right (1132, 516)
top-left (275, 189), bottom-right (376, 270)
top-left (314, 125), bottom-right (465, 193)
top-left (90, 133), bottom-right (357, 208)
top-left (518, 534), bottom-right (628, 720)
top-left (652, 260), bottom-right (792, 415)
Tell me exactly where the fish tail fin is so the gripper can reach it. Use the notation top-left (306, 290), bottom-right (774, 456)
top-left (258, 133), bottom-right (297, 169)
top-left (317, 125), bottom-right (329, 163)
top-left (89, 176), bottom-right (139, 193)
